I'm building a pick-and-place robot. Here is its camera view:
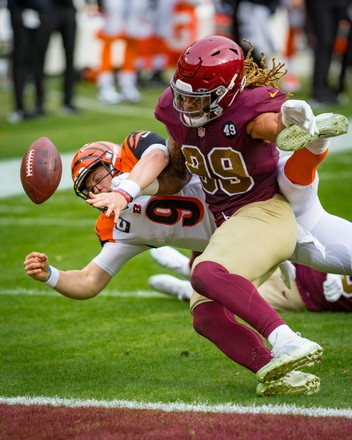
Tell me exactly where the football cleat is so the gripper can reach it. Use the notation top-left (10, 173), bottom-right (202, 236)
top-left (256, 370), bottom-right (320, 396)
top-left (149, 274), bottom-right (192, 301)
top-left (276, 113), bottom-right (349, 151)
top-left (256, 337), bottom-right (323, 383)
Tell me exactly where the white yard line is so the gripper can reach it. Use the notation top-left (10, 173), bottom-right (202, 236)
top-left (0, 287), bottom-right (164, 298)
top-left (0, 395), bottom-right (351, 418)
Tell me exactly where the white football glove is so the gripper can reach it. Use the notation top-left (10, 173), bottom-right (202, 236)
top-left (279, 261), bottom-right (296, 289)
top-left (323, 274), bottom-right (344, 303)
top-left (281, 100), bottom-right (318, 136)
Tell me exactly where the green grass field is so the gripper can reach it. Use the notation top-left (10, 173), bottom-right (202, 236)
top-left (0, 75), bottom-right (352, 411)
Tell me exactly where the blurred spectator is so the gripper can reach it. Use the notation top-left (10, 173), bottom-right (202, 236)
top-left (213, 0), bottom-right (234, 39)
top-left (280, 0), bottom-right (306, 93)
top-left (96, 0), bottom-right (153, 104)
top-left (36, 0), bottom-right (79, 115)
top-left (95, 1), bottom-right (216, 103)
top-left (6, 0), bottom-right (46, 123)
top-left (232, 0), bottom-right (281, 65)
top-left (336, 8), bottom-right (352, 97)
top-left (136, 0), bottom-right (175, 88)
top-left (305, 0), bottom-right (351, 106)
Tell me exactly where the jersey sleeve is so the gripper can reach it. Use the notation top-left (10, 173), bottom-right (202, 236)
top-left (121, 130), bottom-right (167, 172)
top-left (94, 213), bottom-right (115, 244)
top-left (92, 241), bottom-right (150, 277)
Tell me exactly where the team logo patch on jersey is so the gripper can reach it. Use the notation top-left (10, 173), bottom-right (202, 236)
top-left (222, 121), bottom-right (237, 138)
top-left (133, 204), bottom-right (142, 214)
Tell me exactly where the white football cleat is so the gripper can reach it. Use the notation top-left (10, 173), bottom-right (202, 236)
top-left (150, 247), bottom-right (191, 278)
top-left (149, 274), bottom-right (192, 301)
top-left (256, 337), bottom-right (323, 383)
top-left (276, 113), bottom-right (349, 151)
top-left (256, 370), bottom-right (320, 396)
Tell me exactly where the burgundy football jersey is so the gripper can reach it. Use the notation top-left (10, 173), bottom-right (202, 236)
top-left (294, 264), bottom-right (352, 312)
top-left (155, 86), bottom-right (285, 225)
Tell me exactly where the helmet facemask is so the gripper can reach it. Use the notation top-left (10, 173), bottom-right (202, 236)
top-left (171, 73), bottom-right (245, 128)
top-left (71, 142), bottom-right (122, 201)
top-left (77, 161), bottom-right (118, 201)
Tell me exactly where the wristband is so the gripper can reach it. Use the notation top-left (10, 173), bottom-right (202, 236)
top-left (43, 265), bottom-right (60, 288)
top-left (117, 179), bottom-right (141, 199)
top-left (114, 188), bottom-right (133, 203)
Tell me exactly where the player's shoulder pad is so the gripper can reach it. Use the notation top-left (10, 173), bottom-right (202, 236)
top-left (123, 130), bottom-right (166, 156)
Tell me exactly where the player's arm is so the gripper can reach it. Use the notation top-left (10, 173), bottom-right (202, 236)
top-left (86, 146), bottom-right (169, 220)
top-left (24, 252), bottom-right (111, 300)
top-left (247, 112), bottom-right (284, 142)
top-left (247, 100), bottom-right (318, 143)
top-left (118, 137), bottom-right (191, 196)
top-left (156, 136), bottom-right (191, 195)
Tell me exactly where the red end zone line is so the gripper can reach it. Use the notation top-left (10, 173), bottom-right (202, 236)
top-left (1, 396), bottom-right (351, 419)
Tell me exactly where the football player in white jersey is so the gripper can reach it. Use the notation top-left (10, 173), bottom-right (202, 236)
top-left (24, 131), bottom-right (213, 300)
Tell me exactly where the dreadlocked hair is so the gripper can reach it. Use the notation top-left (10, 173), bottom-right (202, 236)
top-left (243, 40), bottom-right (288, 89)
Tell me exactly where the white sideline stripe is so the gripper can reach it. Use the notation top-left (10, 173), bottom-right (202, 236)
top-left (0, 395), bottom-right (351, 419)
top-left (0, 120), bottom-right (351, 199)
top-left (0, 288), bottom-right (164, 298)
top-left (0, 217), bottom-right (94, 226)
top-left (77, 96), bottom-right (156, 119)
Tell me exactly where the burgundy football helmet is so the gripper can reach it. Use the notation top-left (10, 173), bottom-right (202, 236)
top-left (170, 35), bottom-right (246, 127)
top-left (71, 141), bottom-right (122, 200)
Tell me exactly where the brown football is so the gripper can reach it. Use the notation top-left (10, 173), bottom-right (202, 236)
top-left (20, 137), bottom-right (62, 204)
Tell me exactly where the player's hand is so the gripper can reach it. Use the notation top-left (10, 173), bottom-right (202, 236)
top-left (281, 100), bottom-right (318, 135)
top-left (323, 273), bottom-right (344, 302)
top-left (86, 191), bottom-right (128, 222)
top-left (24, 252), bottom-right (50, 282)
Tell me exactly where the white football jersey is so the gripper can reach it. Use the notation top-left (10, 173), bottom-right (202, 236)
top-left (93, 175), bottom-right (216, 276)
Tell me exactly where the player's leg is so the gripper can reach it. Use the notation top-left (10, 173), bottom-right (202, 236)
top-left (96, 0), bottom-right (125, 104)
top-left (192, 301), bottom-right (320, 396)
top-left (190, 194), bottom-right (323, 382)
top-left (278, 148), bottom-right (352, 275)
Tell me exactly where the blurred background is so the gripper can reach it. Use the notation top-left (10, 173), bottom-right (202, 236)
top-left (0, 0), bottom-right (351, 193)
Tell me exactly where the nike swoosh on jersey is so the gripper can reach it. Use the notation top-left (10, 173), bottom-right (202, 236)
top-left (141, 131), bottom-right (151, 138)
top-left (270, 90), bottom-right (279, 98)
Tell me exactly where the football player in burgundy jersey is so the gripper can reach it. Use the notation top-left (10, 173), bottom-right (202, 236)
top-left (152, 35), bottom-right (330, 392)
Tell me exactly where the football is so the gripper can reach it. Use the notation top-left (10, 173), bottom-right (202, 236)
top-left (20, 137), bottom-right (62, 204)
